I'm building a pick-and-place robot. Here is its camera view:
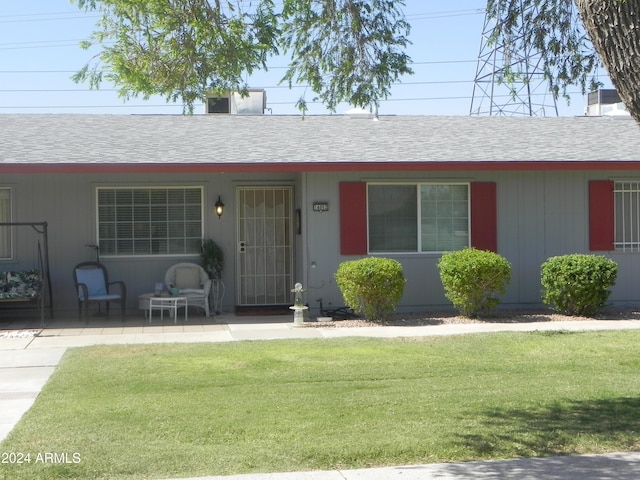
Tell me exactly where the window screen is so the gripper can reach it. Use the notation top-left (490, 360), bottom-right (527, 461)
top-left (97, 187), bottom-right (203, 256)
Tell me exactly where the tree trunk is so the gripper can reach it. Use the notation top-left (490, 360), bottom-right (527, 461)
top-left (576, 0), bottom-right (640, 125)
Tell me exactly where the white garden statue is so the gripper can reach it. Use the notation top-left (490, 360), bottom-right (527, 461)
top-left (290, 282), bottom-right (308, 326)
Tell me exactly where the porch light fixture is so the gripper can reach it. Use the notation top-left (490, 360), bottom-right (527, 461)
top-left (214, 196), bottom-right (225, 219)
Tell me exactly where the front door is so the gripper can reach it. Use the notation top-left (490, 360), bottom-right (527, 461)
top-left (236, 187), bottom-right (293, 306)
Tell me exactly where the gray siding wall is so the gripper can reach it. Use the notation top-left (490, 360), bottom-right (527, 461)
top-left (1, 172), bottom-right (299, 316)
top-left (301, 170), bottom-right (640, 314)
top-left (2, 168), bottom-right (640, 318)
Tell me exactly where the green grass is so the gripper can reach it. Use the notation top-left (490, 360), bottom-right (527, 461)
top-left (2, 331), bottom-right (640, 479)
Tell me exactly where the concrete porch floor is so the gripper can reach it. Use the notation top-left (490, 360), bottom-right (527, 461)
top-left (0, 308), bottom-right (296, 337)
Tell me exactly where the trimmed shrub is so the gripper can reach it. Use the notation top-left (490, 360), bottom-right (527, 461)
top-left (335, 257), bottom-right (405, 322)
top-left (438, 248), bottom-right (512, 318)
top-left (541, 254), bottom-right (617, 316)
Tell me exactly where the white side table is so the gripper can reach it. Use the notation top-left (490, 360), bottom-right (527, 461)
top-left (148, 295), bottom-right (188, 324)
top-left (138, 292), bottom-right (170, 318)
top-left (138, 292), bottom-right (155, 317)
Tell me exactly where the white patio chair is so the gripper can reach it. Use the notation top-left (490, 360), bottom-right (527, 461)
top-left (164, 263), bottom-right (211, 317)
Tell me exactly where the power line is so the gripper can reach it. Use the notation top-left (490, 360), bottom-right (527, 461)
top-left (0, 42), bottom-right (82, 51)
top-left (0, 14), bottom-right (99, 24)
top-left (0, 7), bottom-right (481, 22)
top-left (0, 80), bottom-right (474, 93)
top-left (0, 71), bottom-right (78, 74)
top-left (406, 9), bottom-right (484, 21)
top-left (0, 4), bottom-right (596, 115)
top-left (0, 60), bottom-right (482, 75)
top-left (0, 104), bottom-right (185, 110)
top-left (0, 39), bottom-right (84, 47)
top-left (0, 89), bottom-right (588, 110)
top-left (0, 10), bottom-right (89, 19)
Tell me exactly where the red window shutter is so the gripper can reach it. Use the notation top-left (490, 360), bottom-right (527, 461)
top-left (470, 182), bottom-right (497, 252)
top-left (339, 182), bottom-right (367, 255)
top-left (589, 180), bottom-right (614, 251)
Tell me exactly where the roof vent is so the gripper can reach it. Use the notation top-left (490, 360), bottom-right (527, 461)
top-left (344, 107), bottom-right (379, 120)
top-left (206, 89), bottom-right (266, 115)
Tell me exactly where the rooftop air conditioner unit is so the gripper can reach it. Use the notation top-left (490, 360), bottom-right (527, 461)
top-left (206, 89), bottom-right (266, 115)
top-left (586, 88), bottom-right (629, 116)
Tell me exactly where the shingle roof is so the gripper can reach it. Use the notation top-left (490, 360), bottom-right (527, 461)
top-left (0, 114), bottom-right (638, 171)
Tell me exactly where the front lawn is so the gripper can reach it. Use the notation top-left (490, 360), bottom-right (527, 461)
top-left (2, 331), bottom-right (640, 479)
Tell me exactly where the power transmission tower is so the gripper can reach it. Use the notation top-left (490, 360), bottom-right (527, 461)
top-left (469, 2), bottom-right (558, 116)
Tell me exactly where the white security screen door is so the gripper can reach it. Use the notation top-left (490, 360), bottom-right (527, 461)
top-left (236, 187), bottom-right (293, 306)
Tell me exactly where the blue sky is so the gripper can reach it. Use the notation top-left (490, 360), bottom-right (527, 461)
top-left (0, 1), bottom-right (612, 116)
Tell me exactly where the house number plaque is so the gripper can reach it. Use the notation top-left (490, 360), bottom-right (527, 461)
top-left (313, 202), bottom-right (329, 212)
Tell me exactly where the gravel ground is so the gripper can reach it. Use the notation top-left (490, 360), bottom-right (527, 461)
top-left (307, 306), bottom-right (640, 328)
top-left (0, 329), bottom-right (40, 338)
top-left (2, 308), bottom-right (639, 336)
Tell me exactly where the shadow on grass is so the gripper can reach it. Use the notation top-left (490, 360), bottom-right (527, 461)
top-left (458, 396), bottom-right (640, 459)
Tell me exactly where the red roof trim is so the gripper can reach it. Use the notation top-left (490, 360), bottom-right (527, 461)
top-left (1, 161), bottom-right (640, 174)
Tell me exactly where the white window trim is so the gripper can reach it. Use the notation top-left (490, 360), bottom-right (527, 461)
top-left (366, 182), bottom-right (471, 255)
top-left (95, 186), bottom-right (204, 258)
top-left (614, 181), bottom-right (640, 252)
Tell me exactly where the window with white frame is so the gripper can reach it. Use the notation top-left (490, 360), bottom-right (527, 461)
top-left (0, 188), bottom-right (11, 259)
top-left (614, 181), bottom-right (640, 251)
top-left (97, 187), bottom-right (203, 256)
top-left (368, 183), bottom-right (469, 253)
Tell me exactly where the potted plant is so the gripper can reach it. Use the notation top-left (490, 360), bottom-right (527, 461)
top-left (201, 239), bottom-right (224, 279)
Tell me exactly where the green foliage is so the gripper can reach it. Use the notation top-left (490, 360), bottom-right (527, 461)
top-left (486, 0), bottom-right (602, 103)
top-left (71, 0), bottom-right (412, 114)
top-left (280, 0), bottom-right (413, 113)
top-left (438, 248), bottom-right (512, 318)
top-left (72, 0), bottom-right (280, 113)
top-left (201, 238), bottom-right (223, 279)
top-left (541, 254), bottom-right (617, 316)
top-left (334, 257), bottom-right (405, 321)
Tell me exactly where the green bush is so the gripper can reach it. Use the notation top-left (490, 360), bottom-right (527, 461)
top-left (541, 254), bottom-right (617, 316)
top-left (335, 257), bottom-right (405, 322)
top-left (437, 248), bottom-right (512, 318)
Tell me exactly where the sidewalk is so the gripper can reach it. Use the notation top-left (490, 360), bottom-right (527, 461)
top-left (165, 452), bottom-right (640, 480)
top-left (2, 313), bottom-right (640, 479)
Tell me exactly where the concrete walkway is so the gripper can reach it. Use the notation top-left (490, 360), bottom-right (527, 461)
top-left (2, 313), bottom-right (640, 479)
